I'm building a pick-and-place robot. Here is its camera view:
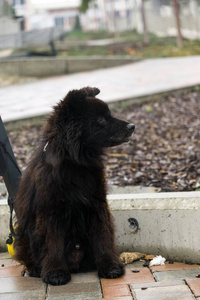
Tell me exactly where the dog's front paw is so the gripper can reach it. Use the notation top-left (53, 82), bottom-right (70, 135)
top-left (98, 262), bottom-right (125, 279)
top-left (43, 270), bottom-right (71, 285)
top-left (28, 266), bottom-right (41, 278)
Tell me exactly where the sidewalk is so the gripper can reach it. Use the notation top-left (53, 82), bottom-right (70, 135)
top-left (1, 56), bottom-right (200, 122)
top-left (1, 252), bottom-right (200, 299)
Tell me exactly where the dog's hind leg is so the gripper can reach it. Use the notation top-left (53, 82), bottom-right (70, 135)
top-left (13, 233), bottom-right (41, 277)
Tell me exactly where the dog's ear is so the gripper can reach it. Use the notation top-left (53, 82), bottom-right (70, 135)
top-left (65, 87), bottom-right (100, 109)
top-left (83, 87), bottom-right (100, 97)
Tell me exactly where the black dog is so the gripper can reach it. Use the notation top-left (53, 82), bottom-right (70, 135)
top-left (13, 87), bottom-right (135, 285)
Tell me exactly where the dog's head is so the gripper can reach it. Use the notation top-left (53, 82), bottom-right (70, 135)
top-left (45, 87), bottom-right (135, 163)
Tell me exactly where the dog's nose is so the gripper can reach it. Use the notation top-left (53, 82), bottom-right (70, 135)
top-left (127, 123), bottom-right (135, 132)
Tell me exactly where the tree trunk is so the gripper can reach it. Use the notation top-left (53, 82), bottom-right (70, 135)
top-left (172, 0), bottom-right (183, 48)
top-left (141, 0), bottom-right (149, 43)
top-left (193, 0), bottom-right (200, 38)
top-left (111, 0), bottom-right (119, 37)
top-left (103, 0), bottom-right (109, 31)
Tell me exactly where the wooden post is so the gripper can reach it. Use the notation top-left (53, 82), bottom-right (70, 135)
top-left (172, 0), bottom-right (183, 48)
top-left (141, 0), bottom-right (149, 43)
top-left (103, 0), bottom-right (109, 31)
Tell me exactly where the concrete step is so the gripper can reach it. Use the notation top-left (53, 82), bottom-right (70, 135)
top-left (109, 185), bottom-right (157, 194)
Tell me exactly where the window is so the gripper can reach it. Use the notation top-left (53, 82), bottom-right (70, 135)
top-left (12, 0), bottom-right (25, 5)
top-left (115, 10), bottom-right (120, 18)
top-left (55, 17), bottom-right (64, 27)
top-left (126, 9), bottom-right (130, 18)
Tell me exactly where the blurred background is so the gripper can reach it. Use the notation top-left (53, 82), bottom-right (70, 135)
top-left (1, 0), bottom-right (200, 58)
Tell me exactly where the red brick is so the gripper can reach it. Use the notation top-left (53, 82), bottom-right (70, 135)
top-left (88, 297), bottom-right (133, 300)
top-left (101, 269), bottom-right (155, 288)
top-left (186, 278), bottom-right (200, 297)
top-left (0, 265), bottom-right (25, 277)
top-left (150, 262), bottom-right (200, 272)
top-left (102, 284), bottom-right (131, 298)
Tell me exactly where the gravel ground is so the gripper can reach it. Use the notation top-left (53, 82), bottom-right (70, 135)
top-left (2, 88), bottom-right (200, 194)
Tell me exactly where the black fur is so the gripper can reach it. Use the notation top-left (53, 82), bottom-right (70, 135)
top-left (13, 87), bottom-right (134, 285)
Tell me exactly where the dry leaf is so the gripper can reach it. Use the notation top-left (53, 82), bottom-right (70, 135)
top-left (120, 252), bottom-right (145, 264)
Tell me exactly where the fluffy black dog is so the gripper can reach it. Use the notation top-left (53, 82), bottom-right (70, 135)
top-left (13, 87), bottom-right (135, 285)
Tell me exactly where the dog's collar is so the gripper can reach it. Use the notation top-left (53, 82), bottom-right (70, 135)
top-left (41, 142), bottom-right (49, 162)
top-left (43, 142), bottom-right (49, 152)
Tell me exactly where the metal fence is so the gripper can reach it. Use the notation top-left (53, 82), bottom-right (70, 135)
top-left (0, 27), bottom-right (64, 50)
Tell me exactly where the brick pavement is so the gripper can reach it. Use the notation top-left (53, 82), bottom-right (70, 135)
top-left (1, 56), bottom-right (200, 122)
top-left (1, 252), bottom-right (200, 299)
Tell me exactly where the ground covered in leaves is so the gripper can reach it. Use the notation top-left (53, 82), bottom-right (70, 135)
top-left (5, 88), bottom-right (200, 192)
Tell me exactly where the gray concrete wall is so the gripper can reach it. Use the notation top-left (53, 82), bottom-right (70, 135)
top-left (0, 56), bottom-right (138, 78)
top-left (0, 17), bottom-right (20, 35)
top-left (0, 199), bottom-right (9, 252)
top-left (109, 191), bottom-right (200, 264)
top-left (1, 191), bottom-right (200, 263)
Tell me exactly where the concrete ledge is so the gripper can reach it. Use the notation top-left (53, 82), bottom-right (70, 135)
top-left (110, 191), bottom-right (200, 264)
top-left (54, 37), bottom-right (133, 50)
top-left (108, 191), bottom-right (200, 210)
top-left (0, 199), bottom-right (9, 252)
top-left (1, 191), bottom-right (200, 263)
top-left (0, 56), bottom-right (139, 78)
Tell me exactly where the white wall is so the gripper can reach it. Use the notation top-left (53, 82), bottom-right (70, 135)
top-left (0, 16), bottom-right (20, 35)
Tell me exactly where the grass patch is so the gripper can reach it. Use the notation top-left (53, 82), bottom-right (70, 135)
top-left (64, 29), bottom-right (140, 40)
top-left (64, 29), bottom-right (115, 40)
top-left (59, 30), bottom-right (200, 58)
top-left (12, 30), bottom-right (200, 59)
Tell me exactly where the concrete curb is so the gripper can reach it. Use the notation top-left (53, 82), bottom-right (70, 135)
top-left (1, 191), bottom-right (200, 263)
top-left (0, 56), bottom-right (140, 78)
top-left (108, 191), bottom-right (200, 210)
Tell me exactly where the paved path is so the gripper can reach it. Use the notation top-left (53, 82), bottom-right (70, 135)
top-left (1, 56), bottom-right (200, 122)
top-left (1, 252), bottom-right (200, 299)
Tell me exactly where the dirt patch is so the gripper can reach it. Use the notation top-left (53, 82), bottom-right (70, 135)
top-left (4, 88), bottom-right (200, 192)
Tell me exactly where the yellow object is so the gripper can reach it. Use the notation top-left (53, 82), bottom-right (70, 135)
top-left (6, 231), bottom-right (24, 264)
top-left (6, 223), bottom-right (18, 259)
top-left (7, 234), bottom-right (15, 257)
top-left (6, 224), bottom-right (24, 264)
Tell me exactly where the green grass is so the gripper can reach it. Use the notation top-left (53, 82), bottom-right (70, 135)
top-left (13, 30), bottom-right (200, 59)
top-left (64, 29), bottom-right (115, 40)
top-left (64, 29), bottom-right (142, 40)
top-left (135, 38), bottom-right (200, 58)
top-left (60, 30), bottom-right (200, 58)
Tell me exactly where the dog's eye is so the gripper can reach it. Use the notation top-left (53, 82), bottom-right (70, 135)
top-left (97, 117), bottom-right (107, 126)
